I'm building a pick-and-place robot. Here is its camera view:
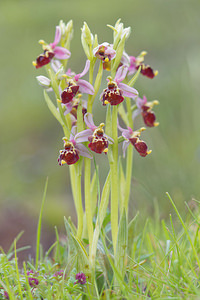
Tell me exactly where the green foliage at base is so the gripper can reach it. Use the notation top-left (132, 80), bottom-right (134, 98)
top-left (1, 194), bottom-right (200, 299)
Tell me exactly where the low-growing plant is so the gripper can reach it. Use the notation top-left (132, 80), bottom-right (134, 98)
top-left (1, 19), bottom-right (200, 299)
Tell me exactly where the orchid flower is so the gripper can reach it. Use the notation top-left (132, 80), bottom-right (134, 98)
top-left (60, 60), bottom-right (94, 104)
top-left (58, 126), bottom-right (92, 165)
top-left (75, 113), bottom-right (114, 154)
top-left (100, 65), bottom-right (138, 106)
top-left (93, 42), bottom-right (116, 63)
top-left (133, 95), bottom-right (159, 127)
top-left (33, 26), bottom-right (71, 69)
top-left (118, 122), bottom-right (152, 157)
top-left (128, 51), bottom-right (158, 79)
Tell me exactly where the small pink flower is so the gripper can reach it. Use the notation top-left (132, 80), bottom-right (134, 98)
top-left (128, 51), bottom-right (158, 79)
top-left (93, 42), bottom-right (116, 63)
top-left (133, 96), bottom-right (159, 127)
top-left (118, 122), bottom-right (152, 157)
top-left (61, 60), bottom-right (94, 104)
top-left (75, 113), bottom-right (114, 154)
top-left (100, 65), bottom-right (138, 106)
top-left (33, 26), bottom-right (71, 69)
top-left (58, 126), bottom-right (93, 166)
top-left (75, 272), bottom-right (86, 285)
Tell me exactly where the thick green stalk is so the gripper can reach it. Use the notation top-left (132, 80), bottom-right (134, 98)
top-left (75, 162), bottom-right (84, 239)
top-left (110, 105), bottom-right (119, 253)
top-left (124, 97), bottom-right (133, 212)
top-left (84, 60), bottom-right (94, 258)
top-left (85, 157), bottom-right (93, 254)
top-left (87, 60), bottom-right (94, 114)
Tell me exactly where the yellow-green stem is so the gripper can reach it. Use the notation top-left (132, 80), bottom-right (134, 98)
top-left (85, 157), bottom-right (94, 257)
top-left (75, 163), bottom-right (84, 239)
top-left (124, 97), bottom-right (133, 212)
top-left (110, 106), bottom-right (119, 253)
top-left (85, 60), bottom-right (94, 258)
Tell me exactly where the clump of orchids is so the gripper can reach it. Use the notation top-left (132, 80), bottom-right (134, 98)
top-left (33, 19), bottom-right (158, 280)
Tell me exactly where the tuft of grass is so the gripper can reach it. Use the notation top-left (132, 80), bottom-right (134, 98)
top-left (1, 193), bottom-right (200, 299)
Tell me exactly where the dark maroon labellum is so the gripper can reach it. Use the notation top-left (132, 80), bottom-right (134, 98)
top-left (35, 51), bottom-right (54, 69)
top-left (58, 145), bottom-right (79, 165)
top-left (61, 85), bottom-right (79, 104)
top-left (134, 141), bottom-right (148, 157)
top-left (101, 82), bottom-right (124, 106)
top-left (142, 110), bottom-right (156, 127)
top-left (136, 64), bottom-right (156, 79)
top-left (88, 131), bottom-right (108, 154)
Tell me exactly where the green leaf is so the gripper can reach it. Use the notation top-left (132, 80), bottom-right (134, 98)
top-left (112, 34), bottom-right (126, 73)
top-left (43, 90), bottom-right (64, 126)
top-left (35, 177), bottom-right (48, 269)
top-left (128, 65), bottom-right (141, 87)
top-left (116, 208), bottom-right (128, 279)
top-left (118, 158), bottom-right (126, 212)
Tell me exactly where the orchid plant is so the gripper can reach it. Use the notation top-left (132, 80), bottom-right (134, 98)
top-left (33, 19), bottom-right (159, 287)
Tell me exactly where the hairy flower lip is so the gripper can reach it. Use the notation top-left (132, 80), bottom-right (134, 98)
top-left (75, 113), bottom-right (113, 154)
top-left (100, 66), bottom-right (138, 106)
top-left (118, 121), bottom-right (151, 157)
top-left (58, 126), bottom-right (93, 165)
top-left (133, 96), bottom-right (159, 127)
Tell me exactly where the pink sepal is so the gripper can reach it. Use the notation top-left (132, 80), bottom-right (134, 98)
top-left (75, 144), bottom-right (93, 159)
top-left (75, 129), bottom-right (93, 143)
top-left (54, 47), bottom-right (71, 59)
top-left (50, 26), bottom-right (61, 49)
top-left (78, 79), bottom-right (94, 95)
top-left (84, 113), bottom-right (97, 131)
top-left (74, 60), bottom-right (90, 81)
top-left (118, 82), bottom-right (138, 98)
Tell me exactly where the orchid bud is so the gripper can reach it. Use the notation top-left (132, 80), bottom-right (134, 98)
top-left (36, 76), bottom-right (51, 89)
top-left (81, 22), bottom-right (94, 60)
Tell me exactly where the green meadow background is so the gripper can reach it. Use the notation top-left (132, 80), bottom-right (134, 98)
top-left (0, 0), bottom-right (200, 259)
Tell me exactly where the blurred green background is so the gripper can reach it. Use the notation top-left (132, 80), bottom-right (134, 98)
top-left (0, 0), bottom-right (200, 258)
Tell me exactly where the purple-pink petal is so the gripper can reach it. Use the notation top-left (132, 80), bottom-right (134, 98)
top-left (69, 126), bottom-right (77, 141)
top-left (50, 26), bottom-right (61, 49)
top-left (115, 65), bottom-right (129, 83)
top-left (118, 82), bottom-right (138, 98)
top-left (75, 129), bottom-right (93, 143)
top-left (64, 102), bottom-right (73, 115)
top-left (128, 56), bottom-right (137, 76)
top-left (77, 79), bottom-right (94, 95)
top-left (122, 129), bottom-right (132, 140)
top-left (76, 144), bottom-right (93, 159)
top-left (54, 46), bottom-right (71, 60)
top-left (74, 60), bottom-right (90, 81)
top-left (84, 113), bottom-right (97, 131)
top-left (122, 140), bottom-right (130, 157)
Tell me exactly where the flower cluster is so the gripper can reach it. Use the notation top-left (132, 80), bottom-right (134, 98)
top-left (34, 19), bottom-right (159, 164)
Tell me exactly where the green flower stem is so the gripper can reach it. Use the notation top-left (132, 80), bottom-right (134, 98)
top-left (74, 161), bottom-right (84, 239)
top-left (84, 60), bottom-right (95, 257)
top-left (109, 105), bottom-right (119, 253)
top-left (85, 157), bottom-right (93, 255)
top-left (124, 97), bottom-right (133, 213)
top-left (87, 60), bottom-right (94, 114)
